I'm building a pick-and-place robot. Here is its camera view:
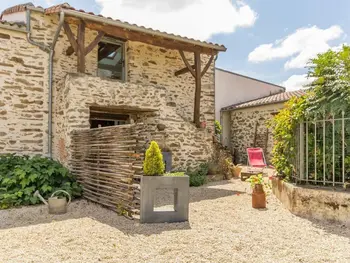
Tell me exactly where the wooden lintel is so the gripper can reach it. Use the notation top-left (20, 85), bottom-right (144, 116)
top-left (85, 31), bottom-right (105, 56)
top-left (178, 50), bottom-right (195, 78)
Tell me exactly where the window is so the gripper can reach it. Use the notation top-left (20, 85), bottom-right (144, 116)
top-left (90, 109), bottom-right (129, 128)
top-left (98, 38), bottom-right (125, 80)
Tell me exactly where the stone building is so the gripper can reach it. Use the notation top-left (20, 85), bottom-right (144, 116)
top-left (215, 68), bottom-right (285, 148)
top-left (221, 90), bottom-right (304, 165)
top-left (0, 3), bottom-right (226, 169)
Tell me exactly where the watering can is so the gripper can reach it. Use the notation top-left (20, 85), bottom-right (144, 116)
top-left (34, 190), bottom-right (71, 215)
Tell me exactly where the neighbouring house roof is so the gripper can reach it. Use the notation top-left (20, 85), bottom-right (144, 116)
top-left (0, 2), bottom-right (226, 54)
top-left (221, 90), bottom-right (306, 111)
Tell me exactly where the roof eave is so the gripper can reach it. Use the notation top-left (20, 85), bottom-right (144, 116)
top-left (60, 9), bottom-right (227, 53)
top-left (221, 100), bottom-right (288, 112)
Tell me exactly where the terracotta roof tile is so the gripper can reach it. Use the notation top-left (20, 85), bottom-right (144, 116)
top-left (0, 20), bottom-right (26, 29)
top-left (0, 2), bottom-right (33, 18)
top-left (222, 90), bottom-right (306, 111)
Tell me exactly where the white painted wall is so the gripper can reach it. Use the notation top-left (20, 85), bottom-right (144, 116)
top-left (215, 68), bottom-right (285, 147)
top-left (2, 12), bottom-right (26, 23)
top-left (215, 68), bottom-right (284, 121)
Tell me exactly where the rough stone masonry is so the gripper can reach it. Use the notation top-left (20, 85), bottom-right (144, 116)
top-left (0, 9), bottom-right (216, 170)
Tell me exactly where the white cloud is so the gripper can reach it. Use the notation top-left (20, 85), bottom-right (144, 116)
top-left (281, 74), bottom-right (314, 91)
top-left (248, 25), bottom-right (344, 70)
top-left (96, 0), bottom-right (257, 41)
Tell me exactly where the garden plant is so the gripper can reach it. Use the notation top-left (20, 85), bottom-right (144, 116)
top-left (269, 45), bottom-right (350, 182)
top-left (0, 154), bottom-right (82, 209)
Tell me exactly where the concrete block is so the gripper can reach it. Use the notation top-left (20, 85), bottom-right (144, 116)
top-left (140, 175), bottom-right (189, 223)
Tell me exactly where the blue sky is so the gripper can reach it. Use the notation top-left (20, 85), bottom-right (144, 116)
top-left (1, 0), bottom-right (349, 90)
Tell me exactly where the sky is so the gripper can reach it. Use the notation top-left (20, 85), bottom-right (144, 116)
top-left (1, 0), bottom-right (349, 91)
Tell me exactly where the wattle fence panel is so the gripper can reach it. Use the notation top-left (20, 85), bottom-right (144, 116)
top-left (70, 124), bottom-right (164, 218)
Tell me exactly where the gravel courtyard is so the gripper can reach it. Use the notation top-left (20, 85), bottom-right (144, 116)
top-left (1, 179), bottom-right (350, 263)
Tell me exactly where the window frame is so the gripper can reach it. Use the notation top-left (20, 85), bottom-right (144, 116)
top-left (98, 37), bottom-right (127, 82)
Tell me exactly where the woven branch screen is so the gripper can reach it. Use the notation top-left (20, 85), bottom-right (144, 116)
top-left (71, 124), bottom-right (164, 217)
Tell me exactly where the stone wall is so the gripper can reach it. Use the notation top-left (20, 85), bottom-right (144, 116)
top-left (127, 42), bottom-right (215, 129)
top-left (0, 26), bottom-right (47, 154)
top-left (0, 11), bottom-right (99, 156)
top-left (230, 103), bottom-right (284, 164)
top-left (0, 9), bottom-right (216, 169)
top-left (55, 74), bottom-right (213, 169)
top-left (272, 178), bottom-right (350, 226)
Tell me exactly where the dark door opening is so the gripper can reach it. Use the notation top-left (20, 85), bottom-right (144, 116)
top-left (90, 109), bottom-right (130, 129)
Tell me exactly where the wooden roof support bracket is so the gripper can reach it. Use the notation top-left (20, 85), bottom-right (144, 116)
top-left (175, 52), bottom-right (214, 77)
top-left (63, 21), bottom-right (105, 72)
top-left (178, 50), bottom-right (195, 78)
top-left (178, 50), bottom-right (215, 127)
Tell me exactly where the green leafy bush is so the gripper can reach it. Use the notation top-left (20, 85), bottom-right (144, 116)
top-left (269, 45), bottom-right (350, 182)
top-left (0, 154), bottom-right (82, 209)
top-left (214, 120), bottom-right (222, 135)
top-left (268, 96), bottom-right (308, 180)
top-left (188, 163), bottom-right (209, 187)
top-left (143, 141), bottom-right (165, 176)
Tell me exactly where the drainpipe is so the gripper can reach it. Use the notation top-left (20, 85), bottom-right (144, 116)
top-left (26, 9), bottom-right (65, 158)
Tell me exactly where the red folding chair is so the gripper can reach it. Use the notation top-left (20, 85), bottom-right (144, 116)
top-left (246, 148), bottom-right (267, 168)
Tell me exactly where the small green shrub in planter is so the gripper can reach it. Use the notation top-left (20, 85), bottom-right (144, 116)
top-left (143, 141), bottom-right (165, 176)
top-left (0, 154), bottom-right (82, 209)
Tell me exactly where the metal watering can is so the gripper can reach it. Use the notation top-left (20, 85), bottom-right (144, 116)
top-left (34, 190), bottom-right (71, 215)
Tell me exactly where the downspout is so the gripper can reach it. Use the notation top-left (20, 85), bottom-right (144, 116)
top-left (26, 9), bottom-right (65, 158)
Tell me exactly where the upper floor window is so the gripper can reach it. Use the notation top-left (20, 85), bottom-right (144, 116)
top-left (98, 38), bottom-right (125, 81)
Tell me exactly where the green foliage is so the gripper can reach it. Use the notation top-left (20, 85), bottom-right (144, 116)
top-left (307, 45), bottom-right (350, 115)
top-left (214, 120), bottom-right (222, 135)
top-left (164, 172), bottom-right (185, 177)
top-left (143, 141), bottom-right (165, 176)
top-left (246, 174), bottom-right (271, 194)
top-left (268, 96), bottom-right (309, 179)
top-left (269, 45), bottom-right (350, 182)
top-left (188, 163), bottom-right (208, 187)
top-left (0, 154), bottom-right (82, 209)
top-left (246, 173), bottom-right (264, 188)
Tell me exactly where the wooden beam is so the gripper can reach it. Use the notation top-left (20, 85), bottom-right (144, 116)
top-left (175, 64), bottom-right (195, 76)
top-left (194, 51), bottom-right (201, 128)
top-left (77, 21), bottom-right (86, 73)
top-left (63, 22), bottom-right (78, 53)
top-left (175, 55), bottom-right (214, 77)
top-left (201, 55), bottom-right (214, 77)
top-left (65, 17), bottom-right (217, 55)
top-left (85, 31), bottom-right (105, 56)
top-left (179, 50), bottom-right (195, 78)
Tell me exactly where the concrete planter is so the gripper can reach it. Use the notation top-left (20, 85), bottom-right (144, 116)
top-left (140, 175), bottom-right (189, 223)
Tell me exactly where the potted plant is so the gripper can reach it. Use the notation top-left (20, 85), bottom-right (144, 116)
top-left (231, 163), bottom-right (242, 177)
top-left (223, 158), bottom-right (242, 179)
top-left (246, 173), bottom-right (268, 209)
top-left (140, 141), bottom-right (189, 223)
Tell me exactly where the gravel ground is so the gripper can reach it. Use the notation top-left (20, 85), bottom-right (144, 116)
top-left (1, 179), bottom-right (350, 263)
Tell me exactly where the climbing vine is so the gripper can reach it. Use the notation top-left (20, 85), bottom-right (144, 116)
top-left (269, 45), bottom-right (350, 181)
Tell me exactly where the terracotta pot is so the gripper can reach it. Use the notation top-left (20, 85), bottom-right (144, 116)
top-left (232, 167), bottom-right (242, 177)
top-left (252, 184), bottom-right (266, 209)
